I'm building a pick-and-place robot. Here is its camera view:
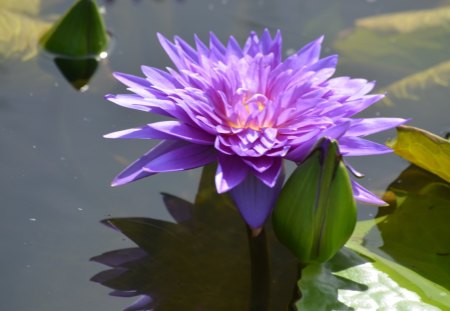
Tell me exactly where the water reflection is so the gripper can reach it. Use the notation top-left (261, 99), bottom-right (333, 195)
top-left (91, 165), bottom-right (373, 310)
top-left (376, 164), bottom-right (450, 289)
top-left (53, 57), bottom-right (99, 91)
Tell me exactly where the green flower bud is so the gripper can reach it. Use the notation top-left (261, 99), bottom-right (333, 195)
top-left (272, 138), bottom-right (356, 264)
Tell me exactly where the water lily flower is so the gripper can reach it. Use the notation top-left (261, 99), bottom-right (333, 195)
top-left (105, 30), bottom-right (406, 229)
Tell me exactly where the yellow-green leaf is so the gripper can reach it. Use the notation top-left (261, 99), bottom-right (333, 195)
top-left (0, 0), bottom-right (41, 15)
top-left (387, 125), bottom-right (450, 182)
top-left (382, 60), bottom-right (450, 105)
top-left (0, 6), bottom-right (50, 62)
top-left (356, 6), bottom-right (450, 34)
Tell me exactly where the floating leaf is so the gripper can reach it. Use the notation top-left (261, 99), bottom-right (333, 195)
top-left (0, 4), bottom-right (50, 62)
top-left (346, 219), bottom-right (450, 310)
top-left (387, 125), bottom-right (450, 182)
top-left (297, 246), bottom-right (443, 310)
top-left (40, 0), bottom-right (108, 57)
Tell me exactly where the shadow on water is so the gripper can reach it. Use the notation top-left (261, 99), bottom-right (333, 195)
top-left (90, 165), bottom-right (370, 310)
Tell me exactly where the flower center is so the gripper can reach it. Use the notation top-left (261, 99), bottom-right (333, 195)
top-left (227, 92), bottom-right (272, 131)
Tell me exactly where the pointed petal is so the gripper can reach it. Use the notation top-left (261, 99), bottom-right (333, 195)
top-left (113, 72), bottom-right (151, 89)
top-left (105, 94), bottom-right (174, 116)
top-left (339, 137), bottom-right (392, 156)
top-left (157, 33), bottom-right (186, 70)
top-left (346, 118), bottom-right (409, 137)
top-left (254, 158), bottom-right (283, 187)
top-left (111, 140), bottom-right (180, 186)
top-left (143, 143), bottom-right (216, 173)
top-left (287, 122), bottom-right (350, 162)
top-left (147, 121), bottom-right (214, 144)
top-left (230, 168), bottom-right (285, 229)
top-left (352, 181), bottom-right (388, 206)
top-left (141, 65), bottom-right (183, 89)
top-left (242, 157), bottom-right (274, 173)
top-left (215, 155), bottom-right (249, 193)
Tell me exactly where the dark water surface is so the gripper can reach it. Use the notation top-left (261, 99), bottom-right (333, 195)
top-left (1, 0), bottom-right (449, 310)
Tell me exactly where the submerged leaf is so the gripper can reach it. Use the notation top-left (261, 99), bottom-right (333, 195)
top-left (356, 6), bottom-right (450, 33)
top-left (383, 60), bottom-right (450, 104)
top-left (0, 7), bottom-right (50, 61)
top-left (0, 0), bottom-right (41, 15)
top-left (335, 6), bottom-right (450, 87)
top-left (387, 125), bottom-right (450, 182)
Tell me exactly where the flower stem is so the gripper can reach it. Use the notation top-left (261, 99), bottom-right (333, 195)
top-left (247, 225), bottom-right (270, 311)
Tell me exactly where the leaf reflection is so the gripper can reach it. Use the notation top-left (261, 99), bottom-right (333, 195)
top-left (91, 165), bottom-right (370, 310)
top-left (91, 165), bottom-right (298, 310)
top-left (376, 164), bottom-right (450, 289)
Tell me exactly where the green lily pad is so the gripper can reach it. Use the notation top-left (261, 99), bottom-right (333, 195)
top-left (297, 245), bottom-right (445, 310)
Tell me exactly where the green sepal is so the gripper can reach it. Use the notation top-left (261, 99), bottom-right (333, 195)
top-left (40, 0), bottom-right (108, 57)
top-left (272, 138), bottom-right (357, 264)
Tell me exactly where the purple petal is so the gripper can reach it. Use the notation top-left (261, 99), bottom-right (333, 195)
top-left (335, 94), bottom-right (385, 118)
top-left (229, 168), bottom-right (285, 229)
top-left (143, 143), bottom-right (216, 173)
top-left (215, 155), bottom-right (249, 193)
top-left (141, 65), bottom-right (183, 89)
top-left (105, 94), bottom-right (174, 117)
top-left (147, 121), bottom-right (214, 144)
top-left (103, 121), bottom-right (214, 145)
top-left (339, 137), bottom-right (392, 156)
top-left (346, 118), bottom-right (409, 137)
top-left (288, 36), bottom-right (324, 70)
top-left (287, 122), bottom-right (350, 162)
top-left (242, 157), bottom-right (274, 173)
top-left (253, 157), bottom-right (283, 187)
top-left (352, 181), bottom-right (388, 206)
top-left (157, 33), bottom-right (186, 70)
top-left (111, 140), bottom-right (180, 186)
top-left (113, 72), bottom-right (151, 89)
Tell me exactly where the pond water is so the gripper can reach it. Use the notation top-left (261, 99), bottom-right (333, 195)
top-left (1, 0), bottom-right (449, 310)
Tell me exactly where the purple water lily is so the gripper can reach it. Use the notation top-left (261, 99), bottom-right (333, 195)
top-left (105, 30), bottom-right (406, 229)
